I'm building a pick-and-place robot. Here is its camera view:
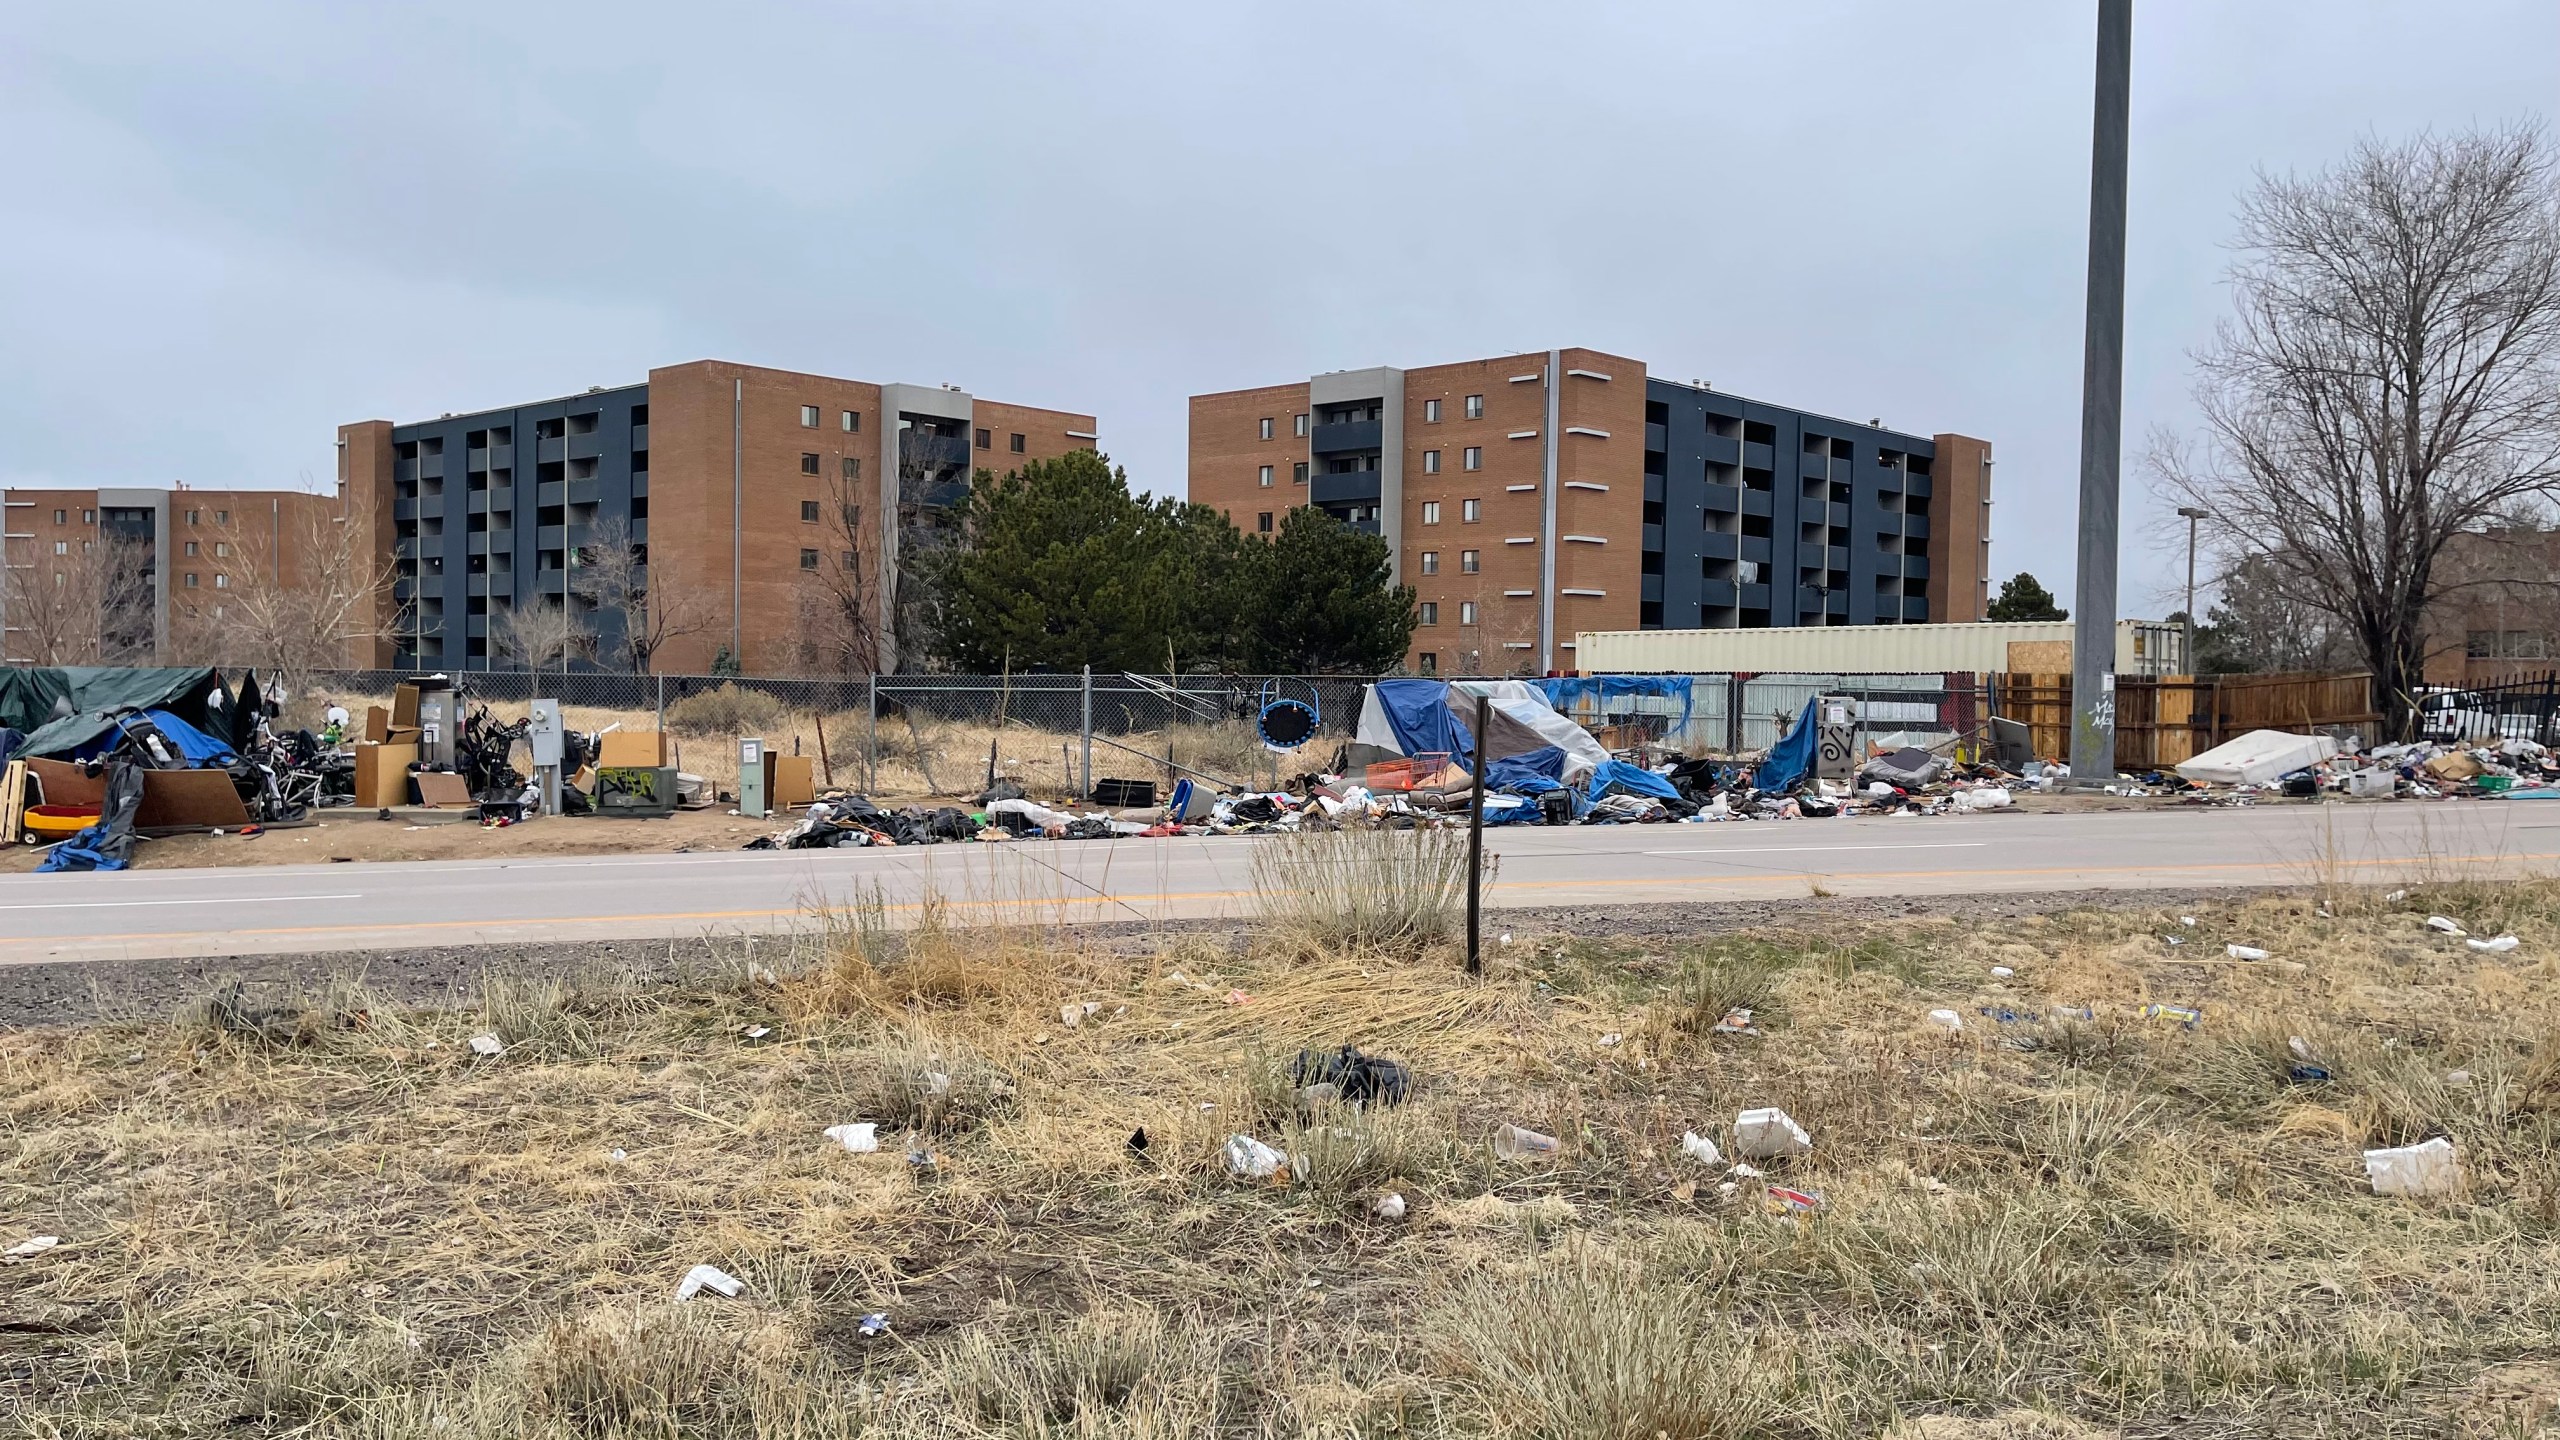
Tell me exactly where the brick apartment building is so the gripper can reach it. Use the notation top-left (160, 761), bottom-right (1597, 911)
top-left (1, 485), bottom-right (342, 664)
top-left (1189, 347), bottom-right (1993, 674)
top-left (338, 360), bottom-right (1096, 675)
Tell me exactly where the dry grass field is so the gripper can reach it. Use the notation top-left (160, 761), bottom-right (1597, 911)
top-left (7, 843), bottom-right (2560, 1437)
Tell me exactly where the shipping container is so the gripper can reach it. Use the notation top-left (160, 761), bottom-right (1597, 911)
top-left (1571, 620), bottom-right (2186, 676)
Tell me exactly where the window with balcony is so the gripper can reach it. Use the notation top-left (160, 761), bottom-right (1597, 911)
top-left (1461, 549), bottom-right (1479, 574)
top-left (801, 405), bottom-right (821, 428)
top-left (1464, 394), bottom-right (1483, 419)
top-left (568, 412), bottom-right (597, 436)
top-left (1421, 551), bottom-right (1440, 575)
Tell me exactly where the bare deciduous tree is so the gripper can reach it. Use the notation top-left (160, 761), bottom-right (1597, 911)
top-left (3, 530), bottom-right (156, 664)
top-left (191, 507), bottom-right (400, 709)
top-left (2155, 122), bottom-right (2560, 734)
top-left (571, 516), bottom-right (709, 674)
top-left (791, 465), bottom-right (881, 677)
top-left (490, 599), bottom-right (590, 671)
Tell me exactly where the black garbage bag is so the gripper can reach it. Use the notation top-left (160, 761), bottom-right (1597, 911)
top-left (1230, 795), bottom-right (1282, 824)
top-left (1062, 817), bottom-right (1113, 840)
top-left (1859, 747), bottom-right (1947, 790)
top-left (1290, 1045), bottom-right (1412, 1106)
top-left (928, 807), bottom-right (980, 841)
top-left (976, 778), bottom-right (1026, 805)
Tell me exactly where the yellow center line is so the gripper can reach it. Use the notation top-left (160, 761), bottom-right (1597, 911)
top-left (4, 849), bottom-right (2554, 953)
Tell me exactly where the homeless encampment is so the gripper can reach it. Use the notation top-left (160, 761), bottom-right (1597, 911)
top-left (2, 667), bottom-right (237, 762)
top-left (1347, 679), bottom-right (1611, 787)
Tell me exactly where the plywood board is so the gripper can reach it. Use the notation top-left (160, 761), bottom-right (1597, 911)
top-left (599, 730), bottom-right (668, 768)
top-left (2007, 641), bottom-right (2072, 672)
top-left (136, 769), bottom-right (251, 830)
top-left (764, 753), bottom-right (815, 809)
top-left (26, 757), bottom-right (103, 808)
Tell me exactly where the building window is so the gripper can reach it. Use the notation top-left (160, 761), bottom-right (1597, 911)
top-left (975, 428), bottom-right (992, 450)
top-left (184, 572), bottom-right (199, 588)
top-left (1010, 433), bottom-right (1026, 453)
top-left (1257, 465), bottom-right (1274, 488)
top-left (1425, 399), bottom-right (1442, 423)
top-left (1461, 549), bottom-right (1479, 574)
top-left (1462, 498), bottom-right (1481, 522)
top-left (184, 509), bottom-right (199, 525)
top-left (801, 405), bottom-right (821, 428)
top-left (1420, 602), bottom-right (1439, 626)
top-left (51, 509), bottom-right (64, 524)
top-left (801, 453), bottom-right (821, 476)
top-left (1463, 447), bottom-right (1481, 471)
top-left (1418, 651), bottom-right (1438, 674)
top-left (1294, 413), bottom-right (1309, 437)
top-left (214, 510), bottom-right (227, 524)
top-left (1257, 512), bottom-right (1273, 533)
top-left (843, 551), bottom-right (859, 568)
top-left (213, 574), bottom-right (228, 589)
top-left (1292, 462), bottom-right (1307, 485)
top-left (843, 457), bottom-right (862, 480)
top-left (1259, 417), bottom-right (1274, 440)
top-left (1465, 394), bottom-right (1483, 419)
top-left (1424, 450), bottom-right (1441, 474)
top-left (184, 541), bottom-right (199, 557)
top-left (83, 509), bottom-right (96, 523)
top-left (52, 541), bottom-right (66, 556)
top-left (1461, 601), bottom-right (1478, 625)
top-left (842, 410), bottom-right (859, 432)
top-left (1422, 501), bottom-right (1442, 525)
top-left (842, 503), bottom-right (862, 530)
top-left (1421, 551), bottom-right (1440, 575)
top-left (799, 548), bottom-right (820, 570)
top-left (801, 501), bottom-right (822, 522)
top-left (214, 541), bottom-right (230, 557)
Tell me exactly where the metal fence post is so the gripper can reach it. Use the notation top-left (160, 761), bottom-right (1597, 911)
top-left (866, 673), bottom-right (879, 794)
top-left (1080, 665), bottom-right (1093, 800)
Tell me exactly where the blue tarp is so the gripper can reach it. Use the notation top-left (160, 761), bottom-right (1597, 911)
top-left (1368, 678), bottom-right (1473, 762)
top-left (1485, 746), bottom-right (1568, 793)
top-left (1752, 696), bottom-right (1820, 793)
top-left (1540, 675), bottom-right (1695, 738)
top-left (72, 709), bottom-right (237, 768)
top-left (1583, 758), bottom-right (1683, 805)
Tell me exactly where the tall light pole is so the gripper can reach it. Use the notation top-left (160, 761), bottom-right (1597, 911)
top-left (2068, 0), bottom-right (2133, 782)
top-left (2177, 505), bottom-right (2208, 673)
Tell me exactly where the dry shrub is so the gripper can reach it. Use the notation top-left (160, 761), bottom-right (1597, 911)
top-left (1652, 946), bottom-right (1787, 1044)
top-left (1433, 1251), bottom-right (1787, 1439)
top-left (514, 1304), bottom-right (857, 1438)
top-left (935, 1308), bottom-right (1244, 1436)
top-left (842, 1024), bottom-right (1013, 1136)
top-left (2018, 1084), bottom-right (2161, 1187)
top-left (664, 683), bottom-right (787, 739)
top-left (1251, 825), bottom-right (1471, 957)
top-left (788, 890), bottom-right (1061, 1019)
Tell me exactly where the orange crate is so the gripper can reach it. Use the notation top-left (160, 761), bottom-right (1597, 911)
top-left (1364, 752), bottom-right (1452, 791)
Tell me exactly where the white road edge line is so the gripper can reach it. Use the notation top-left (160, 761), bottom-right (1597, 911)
top-left (0, 893), bottom-right (366, 911)
top-left (1640, 843), bottom-right (1989, 857)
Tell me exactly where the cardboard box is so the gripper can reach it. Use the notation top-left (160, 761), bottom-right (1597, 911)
top-left (598, 729), bottom-right (668, 768)
top-left (355, 742), bottom-right (420, 808)
top-left (363, 705), bottom-right (391, 743)
top-left (392, 683), bottom-right (421, 730)
top-left (764, 753), bottom-right (815, 809)
top-left (413, 771), bottom-right (474, 808)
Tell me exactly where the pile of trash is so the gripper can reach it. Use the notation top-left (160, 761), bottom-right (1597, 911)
top-left (2153, 727), bottom-right (2560, 805)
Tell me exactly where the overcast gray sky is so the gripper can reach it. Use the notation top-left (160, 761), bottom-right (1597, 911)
top-left (4, 2), bottom-right (2553, 616)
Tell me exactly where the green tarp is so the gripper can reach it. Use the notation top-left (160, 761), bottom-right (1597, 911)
top-left (1, 666), bottom-right (234, 761)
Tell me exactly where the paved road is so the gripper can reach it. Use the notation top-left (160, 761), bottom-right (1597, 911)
top-left (1, 802), bottom-right (2553, 963)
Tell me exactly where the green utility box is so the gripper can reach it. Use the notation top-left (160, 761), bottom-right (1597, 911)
top-left (596, 766), bottom-right (680, 817)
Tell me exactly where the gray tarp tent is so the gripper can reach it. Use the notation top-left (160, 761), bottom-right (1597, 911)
top-left (1, 666), bottom-right (235, 761)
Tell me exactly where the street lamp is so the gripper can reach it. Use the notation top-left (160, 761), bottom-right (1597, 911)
top-left (2177, 505), bottom-right (2209, 673)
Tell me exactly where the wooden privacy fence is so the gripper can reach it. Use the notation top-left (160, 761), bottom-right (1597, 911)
top-left (1989, 672), bottom-right (2379, 772)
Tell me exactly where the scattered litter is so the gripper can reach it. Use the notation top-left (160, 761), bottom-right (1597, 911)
top-left (1291, 1045), bottom-right (1412, 1106)
top-left (2141, 1003), bottom-right (2203, 1029)
top-left (5, 1236), bottom-right (61, 1260)
top-left (1492, 1123), bottom-right (1563, 1161)
top-left (608, 1148), bottom-right (628, 1164)
top-left (1597, 1032), bottom-right (1623, 1047)
top-left (1226, 989), bottom-right (1252, 1006)
top-left (2468, 934), bottom-right (2521, 953)
top-left (2427, 916), bottom-right (2466, 935)
top-left (2385, 889), bottom-right (2408, 902)
top-left (1127, 1128), bottom-right (1149, 1155)
top-left (467, 1034), bottom-right (505, 1057)
top-left (2162, 935), bottom-right (2185, 947)
top-left (1717, 1181), bottom-right (1739, 1197)
top-left (1734, 1107), bottom-right (1812, 1160)
top-left (1223, 1135), bottom-right (1285, 1180)
top-left (2179, 916), bottom-right (2196, 927)
top-left (1712, 1008), bottom-right (1759, 1036)
top-left (1499, 932), bottom-right (1513, 946)
top-left (1681, 1131), bottom-right (1723, 1165)
top-left (906, 1148), bottom-right (938, 1173)
top-left (2289, 1036), bottom-right (2317, 1062)
top-left (2227, 944), bottom-right (2270, 961)
top-left (2448, 1070), bottom-right (2473, 1086)
top-left (857, 1312), bottom-right (891, 1338)
top-left (1374, 1192), bottom-right (1407, 1221)
top-left (1766, 1184), bottom-right (1825, 1213)
top-left (823, 1123), bottom-right (879, 1153)
top-left (1731, 1162), bottom-right (1764, 1179)
top-left (676, 1265), bottom-right (745, 1301)
top-left (2364, 1137), bottom-right (2460, 1198)
top-left (742, 1025), bottom-right (772, 1040)
top-left (1989, 965), bottom-right (2015, 979)
top-left (1926, 1008), bottom-right (1965, 1032)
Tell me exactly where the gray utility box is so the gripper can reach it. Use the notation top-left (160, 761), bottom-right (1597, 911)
top-left (596, 766), bottom-right (680, 817)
